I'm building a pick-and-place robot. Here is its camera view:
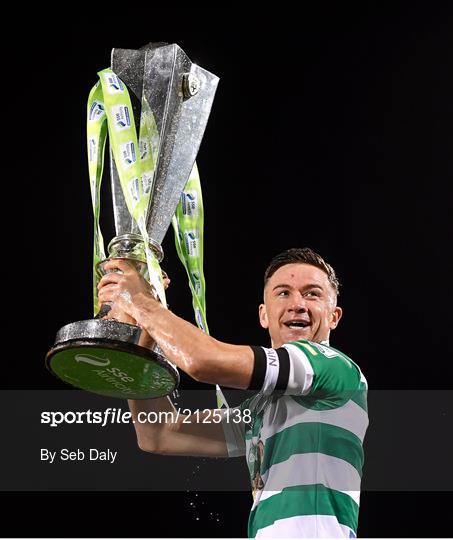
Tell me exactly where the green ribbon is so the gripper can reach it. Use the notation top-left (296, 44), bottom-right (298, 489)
top-left (172, 162), bottom-right (208, 333)
top-left (86, 83), bottom-right (107, 314)
top-left (87, 68), bottom-right (227, 408)
top-left (87, 69), bottom-right (166, 315)
top-left (172, 165), bottom-right (228, 409)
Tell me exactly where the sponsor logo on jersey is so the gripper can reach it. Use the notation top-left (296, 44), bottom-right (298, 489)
top-left (295, 341), bottom-right (318, 356)
top-left (181, 191), bottom-right (198, 217)
top-left (120, 141), bottom-right (136, 167)
top-left (111, 104), bottom-right (131, 131)
top-left (89, 100), bottom-right (105, 121)
top-left (184, 230), bottom-right (199, 257)
top-left (310, 341), bottom-right (339, 358)
top-left (103, 72), bottom-right (124, 94)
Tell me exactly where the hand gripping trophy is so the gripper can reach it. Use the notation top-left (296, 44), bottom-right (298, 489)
top-left (46, 43), bottom-right (219, 399)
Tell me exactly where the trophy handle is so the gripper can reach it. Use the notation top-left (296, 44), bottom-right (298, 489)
top-left (94, 303), bottom-right (112, 319)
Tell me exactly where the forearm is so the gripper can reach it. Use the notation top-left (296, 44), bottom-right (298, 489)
top-left (128, 398), bottom-right (228, 457)
top-left (132, 293), bottom-right (216, 373)
top-left (128, 396), bottom-right (177, 453)
top-left (131, 293), bottom-right (253, 388)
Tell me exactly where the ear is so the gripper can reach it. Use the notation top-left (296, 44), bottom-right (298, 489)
top-left (329, 306), bottom-right (343, 330)
top-left (259, 303), bottom-right (269, 329)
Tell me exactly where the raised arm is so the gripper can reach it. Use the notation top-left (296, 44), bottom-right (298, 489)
top-left (97, 258), bottom-right (255, 389)
top-left (100, 269), bottom-right (235, 458)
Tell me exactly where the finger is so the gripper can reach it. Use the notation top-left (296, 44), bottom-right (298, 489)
top-left (98, 282), bottom-right (119, 294)
top-left (161, 270), bottom-right (171, 290)
top-left (98, 294), bottom-right (115, 306)
top-left (103, 258), bottom-right (135, 274)
top-left (98, 283), bottom-right (119, 303)
top-left (98, 272), bottom-right (122, 289)
top-left (108, 308), bottom-right (136, 325)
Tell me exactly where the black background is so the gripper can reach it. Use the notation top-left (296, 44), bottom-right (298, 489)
top-left (2, 4), bottom-right (453, 537)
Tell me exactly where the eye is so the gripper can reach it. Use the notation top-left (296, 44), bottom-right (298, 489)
top-left (277, 290), bottom-right (289, 297)
top-left (305, 290), bottom-right (321, 298)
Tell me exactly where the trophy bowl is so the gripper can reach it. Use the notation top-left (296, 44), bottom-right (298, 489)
top-left (46, 234), bottom-right (179, 399)
top-left (46, 320), bottom-right (179, 400)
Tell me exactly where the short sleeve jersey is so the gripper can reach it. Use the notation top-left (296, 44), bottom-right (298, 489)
top-left (221, 339), bottom-right (369, 538)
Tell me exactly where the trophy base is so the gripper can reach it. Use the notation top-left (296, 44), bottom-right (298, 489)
top-left (46, 320), bottom-right (179, 399)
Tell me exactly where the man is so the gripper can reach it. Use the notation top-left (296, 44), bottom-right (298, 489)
top-left (98, 248), bottom-right (368, 538)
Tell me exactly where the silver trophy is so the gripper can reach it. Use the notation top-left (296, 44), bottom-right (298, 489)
top-left (46, 43), bottom-right (219, 399)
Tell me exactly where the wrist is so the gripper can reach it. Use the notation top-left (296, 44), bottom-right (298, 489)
top-left (132, 292), bottom-right (162, 327)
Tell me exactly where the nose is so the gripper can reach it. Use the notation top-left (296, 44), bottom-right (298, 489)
top-left (287, 293), bottom-right (308, 313)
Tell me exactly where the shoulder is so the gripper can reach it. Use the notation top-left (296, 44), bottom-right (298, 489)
top-left (285, 339), bottom-right (365, 377)
top-left (283, 340), bottom-right (366, 407)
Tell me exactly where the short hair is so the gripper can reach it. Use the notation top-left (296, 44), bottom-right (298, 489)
top-left (264, 247), bottom-right (340, 295)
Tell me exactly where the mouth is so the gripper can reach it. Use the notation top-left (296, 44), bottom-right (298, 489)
top-left (283, 319), bottom-right (311, 330)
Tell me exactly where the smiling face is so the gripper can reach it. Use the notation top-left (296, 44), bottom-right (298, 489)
top-left (259, 263), bottom-right (343, 348)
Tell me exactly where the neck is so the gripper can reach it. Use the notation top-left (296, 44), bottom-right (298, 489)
top-left (271, 333), bottom-right (330, 348)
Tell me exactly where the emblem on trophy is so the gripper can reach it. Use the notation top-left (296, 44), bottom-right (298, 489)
top-left (46, 43), bottom-right (219, 400)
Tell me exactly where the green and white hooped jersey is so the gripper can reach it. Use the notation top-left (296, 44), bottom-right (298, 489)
top-left (221, 339), bottom-right (368, 538)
